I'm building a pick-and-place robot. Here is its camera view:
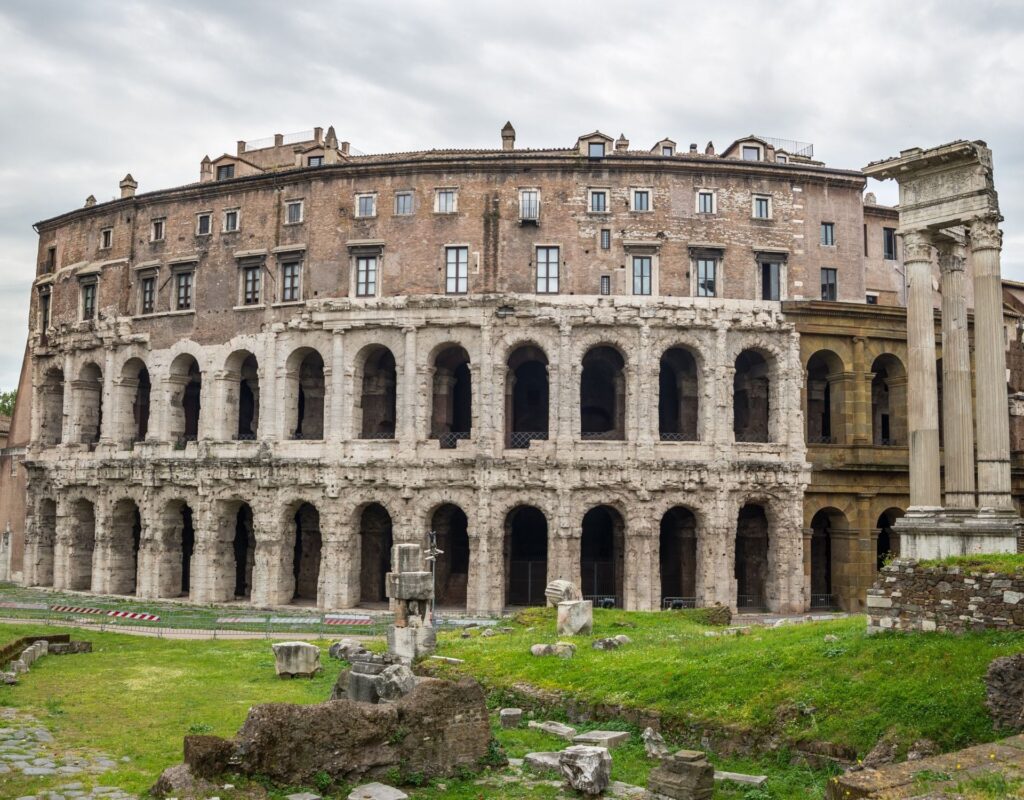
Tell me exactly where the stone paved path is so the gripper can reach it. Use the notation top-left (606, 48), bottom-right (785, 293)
top-left (0, 707), bottom-right (135, 800)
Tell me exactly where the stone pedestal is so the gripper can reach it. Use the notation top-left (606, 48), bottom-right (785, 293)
top-left (894, 508), bottom-right (1022, 560)
top-left (385, 543), bottom-right (436, 664)
top-left (271, 642), bottom-right (321, 679)
top-left (556, 600), bottom-right (593, 636)
top-left (646, 749), bottom-right (714, 800)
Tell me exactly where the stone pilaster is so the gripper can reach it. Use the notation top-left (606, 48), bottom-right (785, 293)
top-left (328, 328), bottom-right (346, 444)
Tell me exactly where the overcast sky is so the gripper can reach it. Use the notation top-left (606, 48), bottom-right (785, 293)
top-left (1, 0), bottom-right (1023, 389)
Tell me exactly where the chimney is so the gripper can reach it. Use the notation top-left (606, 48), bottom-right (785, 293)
top-left (119, 174), bottom-right (138, 199)
top-left (200, 155), bottom-right (212, 183)
top-left (501, 121), bottom-right (516, 151)
top-left (689, 143), bottom-right (698, 154)
top-left (615, 133), bottom-right (629, 152)
top-left (705, 141), bottom-right (716, 156)
top-left (314, 126), bottom-right (323, 143)
top-left (237, 140), bottom-right (246, 156)
top-left (864, 192), bottom-right (877, 204)
top-left (84, 195), bottom-right (96, 208)
top-left (341, 141), bottom-right (350, 157)
top-left (325, 126), bottom-right (339, 149)
top-left (274, 133), bottom-right (284, 146)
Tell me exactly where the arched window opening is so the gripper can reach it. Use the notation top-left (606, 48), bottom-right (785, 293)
top-left (109, 498), bottom-right (142, 595)
top-left (32, 498), bottom-right (57, 587)
top-left (359, 503), bottom-right (393, 604)
top-left (229, 352), bottom-right (260, 440)
top-left (431, 504), bottom-right (470, 607)
top-left (177, 502), bottom-right (195, 596)
top-left (169, 354), bottom-right (202, 445)
top-left (40, 368), bottom-right (64, 446)
top-left (74, 362), bottom-right (103, 447)
top-left (806, 351), bottom-right (844, 444)
top-left (232, 503), bottom-right (255, 598)
top-left (660, 506), bottom-right (697, 608)
top-left (359, 347), bottom-right (397, 439)
top-left (431, 346), bottom-right (472, 449)
top-left (67, 498), bottom-right (96, 591)
top-left (503, 506), bottom-right (547, 606)
top-left (659, 347), bottom-right (699, 441)
top-left (735, 504), bottom-right (768, 609)
top-left (581, 346), bottom-right (626, 440)
top-left (809, 508), bottom-right (842, 609)
top-left (876, 508), bottom-right (903, 571)
top-left (506, 345), bottom-right (549, 449)
top-left (871, 355), bottom-right (907, 446)
top-left (117, 359), bottom-right (150, 445)
top-left (289, 349), bottom-right (325, 440)
top-left (291, 503), bottom-right (322, 603)
top-left (734, 351), bottom-right (770, 443)
top-left (581, 505), bottom-right (625, 607)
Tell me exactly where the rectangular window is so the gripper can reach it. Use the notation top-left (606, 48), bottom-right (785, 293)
top-left (761, 262), bottom-right (781, 301)
top-left (588, 142), bottom-right (605, 158)
top-left (632, 189), bottom-right (651, 212)
top-left (356, 194), bottom-right (376, 218)
top-left (355, 256), bottom-right (377, 297)
top-left (100, 228), bottom-right (112, 249)
top-left (81, 281), bottom-right (97, 320)
top-left (196, 213), bottom-right (211, 236)
top-left (281, 261), bottom-right (301, 302)
top-left (697, 258), bottom-right (717, 297)
top-left (600, 275), bottom-right (611, 295)
top-left (776, 155), bottom-right (788, 163)
top-left (435, 189), bottom-right (456, 214)
top-left (883, 227), bottom-right (897, 260)
top-left (589, 190), bottom-right (608, 213)
top-left (307, 156), bottom-right (323, 167)
top-left (866, 293), bottom-right (879, 305)
top-left (285, 200), bottom-right (303, 224)
top-left (151, 218), bottom-right (165, 242)
top-left (753, 195), bottom-right (771, 219)
top-left (224, 209), bottom-right (239, 232)
top-left (242, 266), bottom-right (261, 305)
top-left (216, 164), bottom-right (235, 180)
top-left (821, 268), bottom-right (838, 301)
top-left (821, 222), bottom-right (835, 246)
top-left (445, 246), bottom-right (469, 294)
top-left (863, 224), bottom-right (868, 256)
top-left (662, 145), bottom-right (674, 156)
top-left (140, 274), bottom-right (156, 314)
top-left (600, 229), bottom-right (611, 250)
top-left (742, 145), bottom-right (761, 161)
top-left (39, 289), bottom-right (50, 331)
top-left (632, 256), bottom-right (652, 295)
top-left (697, 191), bottom-right (714, 214)
top-left (176, 271), bottom-right (194, 310)
top-left (536, 246), bottom-right (559, 294)
top-left (45, 246), bottom-right (56, 272)
top-left (394, 192), bottom-right (413, 216)
top-left (520, 190), bottom-right (539, 220)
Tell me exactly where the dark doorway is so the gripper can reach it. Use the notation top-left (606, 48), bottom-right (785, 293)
top-left (504, 506), bottom-right (548, 605)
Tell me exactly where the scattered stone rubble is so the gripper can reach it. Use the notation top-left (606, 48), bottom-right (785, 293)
top-left (557, 599), bottom-right (593, 636)
top-left (559, 745), bottom-right (611, 795)
top-left (642, 727), bottom-right (669, 759)
top-left (986, 652), bottom-right (1024, 730)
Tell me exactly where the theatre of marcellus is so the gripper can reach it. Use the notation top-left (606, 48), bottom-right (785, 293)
top-left (2, 124), bottom-right (1024, 617)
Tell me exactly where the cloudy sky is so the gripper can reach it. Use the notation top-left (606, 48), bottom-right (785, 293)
top-left (1, 0), bottom-right (1023, 389)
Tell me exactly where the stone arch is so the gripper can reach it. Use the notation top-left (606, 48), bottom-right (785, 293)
top-left (39, 366), bottom-right (64, 446)
top-left (734, 502), bottom-right (769, 609)
top-left (355, 345), bottom-right (397, 439)
top-left (228, 500), bottom-right (256, 599)
top-left (506, 343), bottom-right (550, 448)
top-left (117, 357), bottom-right (150, 444)
top-left (876, 507), bottom-right (904, 570)
top-left (580, 505), bottom-right (625, 606)
top-left (733, 349), bottom-right (771, 443)
top-left (168, 353), bottom-right (202, 443)
top-left (29, 497), bottom-right (57, 586)
top-left (430, 344), bottom-right (472, 448)
top-left (285, 347), bottom-right (326, 440)
top-left (430, 503), bottom-right (470, 608)
top-left (503, 505), bottom-right (548, 606)
top-left (580, 345), bottom-right (626, 440)
top-left (72, 361), bottom-right (103, 446)
top-left (108, 497), bottom-right (143, 595)
top-left (285, 501), bottom-right (322, 604)
top-left (358, 502), bottom-right (394, 604)
top-left (225, 350), bottom-right (260, 440)
top-left (64, 497), bottom-right (96, 591)
top-left (809, 506), bottom-right (848, 609)
top-left (158, 499), bottom-right (195, 598)
top-left (805, 349), bottom-right (846, 444)
top-left (871, 354), bottom-right (907, 446)
top-left (659, 346), bottom-right (700, 441)
top-left (659, 506), bottom-right (697, 607)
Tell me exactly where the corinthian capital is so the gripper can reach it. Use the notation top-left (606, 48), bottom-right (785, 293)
top-left (901, 229), bottom-right (933, 263)
top-left (970, 216), bottom-right (1003, 252)
top-left (936, 241), bottom-right (966, 273)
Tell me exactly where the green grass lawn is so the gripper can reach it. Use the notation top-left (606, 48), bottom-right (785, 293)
top-left (919, 553), bottom-right (1024, 574)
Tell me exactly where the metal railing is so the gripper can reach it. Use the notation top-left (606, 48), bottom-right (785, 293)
top-left (808, 435), bottom-right (835, 444)
top-left (662, 596), bottom-right (697, 610)
top-left (234, 433), bottom-right (257, 441)
top-left (520, 198), bottom-right (539, 221)
top-left (360, 431), bottom-right (396, 440)
top-left (584, 595), bottom-right (619, 609)
top-left (435, 431), bottom-right (471, 450)
top-left (735, 432), bottom-right (770, 443)
top-left (736, 594), bottom-right (765, 610)
top-left (810, 593), bottom-right (836, 610)
top-left (580, 430), bottom-right (623, 441)
top-left (659, 431), bottom-right (696, 442)
top-left (289, 432), bottom-right (323, 441)
top-left (508, 431), bottom-right (548, 449)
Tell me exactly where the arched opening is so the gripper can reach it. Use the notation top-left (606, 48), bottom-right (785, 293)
top-left (288, 349), bottom-right (326, 440)
top-left (735, 504), bottom-right (768, 609)
top-left (659, 347), bottom-right (699, 441)
top-left (871, 354), bottom-right (906, 446)
top-left (359, 503), bottom-right (393, 604)
top-left (806, 350), bottom-right (844, 444)
top-left (226, 351), bottom-right (260, 440)
top-left (232, 503), bottom-right (255, 599)
top-left (581, 346), bottom-right (626, 440)
top-left (503, 505), bottom-right (548, 606)
top-left (291, 502), bottom-right (322, 604)
top-left (876, 508), bottom-right (903, 571)
top-left (431, 503), bottom-right (470, 607)
top-left (161, 500), bottom-right (195, 597)
top-left (117, 358), bottom-right (150, 444)
top-left (506, 344), bottom-right (549, 449)
top-left (32, 498), bottom-right (57, 587)
top-left (358, 346), bottom-right (397, 439)
top-left (40, 367), bottom-right (64, 446)
top-left (810, 508), bottom-right (844, 609)
top-left (168, 354), bottom-right (202, 444)
top-left (431, 345), bottom-right (472, 449)
top-left (659, 506), bottom-right (697, 608)
top-left (734, 351), bottom-right (770, 443)
top-left (67, 498), bottom-right (96, 591)
top-left (581, 505), bottom-right (625, 606)
top-left (73, 362), bottom-right (103, 446)
top-left (109, 498), bottom-right (142, 595)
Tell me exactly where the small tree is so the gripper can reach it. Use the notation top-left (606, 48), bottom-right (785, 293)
top-left (0, 390), bottom-right (16, 417)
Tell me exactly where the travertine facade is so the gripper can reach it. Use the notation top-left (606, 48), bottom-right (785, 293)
top-left (8, 125), bottom-right (1022, 613)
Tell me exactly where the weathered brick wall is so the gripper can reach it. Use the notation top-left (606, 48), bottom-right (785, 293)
top-left (867, 559), bottom-right (1024, 633)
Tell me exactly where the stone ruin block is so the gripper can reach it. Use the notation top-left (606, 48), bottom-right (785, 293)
top-left (272, 641), bottom-right (322, 679)
top-left (49, 641), bottom-right (92, 655)
top-left (385, 543), bottom-right (436, 663)
top-left (387, 625), bottom-right (436, 664)
top-left (183, 734), bottom-right (236, 779)
top-left (545, 579), bottom-right (583, 606)
top-left (558, 745), bottom-right (611, 795)
top-left (386, 571), bottom-right (433, 601)
top-left (986, 652), bottom-right (1024, 730)
top-left (557, 600), bottom-right (593, 636)
top-left (646, 749), bottom-right (714, 800)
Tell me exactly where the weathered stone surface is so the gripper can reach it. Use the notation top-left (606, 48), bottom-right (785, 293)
top-left (150, 763), bottom-right (219, 799)
top-left (10, 660), bottom-right (26, 674)
top-left (987, 653), bottom-right (1024, 730)
top-left (347, 784), bottom-right (407, 800)
top-left (330, 668), bottom-right (351, 701)
top-left (530, 644), bottom-right (553, 657)
top-left (647, 749), bottom-right (714, 799)
top-left (714, 770), bottom-right (767, 786)
top-left (272, 642), bottom-right (321, 678)
top-left (374, 664), bottom-right (415, 703)
top-left (499, 708), bottom-right (523, 729)
top-left (558, 745), bottom-right (611, 796)
top-left (551, 642), bottom-right (576, 659)
top-left (48, 642), bottom-right (92, 656)
top-left (573, 730), bottom-right (630, 748)
top-left (906, 738), bottom-right (938, 761)
top-left (183, 734), bottom-right (235, 779)
top-left (613, 634), bottom-right (632, 645)
top-left (592, 637), bottom-right (621, 651)
top-left (642, 727), bottom-right (669, 759)
top-left (557, 600), bottom-right (593, 637)
top-left (523, 751), bottom-right (562, 773)
top-left (527, 720), bottom-right (577, 740)
top-left (861, 733), bottom-right (898, 768)
top-left (330, 639), bottom-right (370, 661)
top-left (287, 792), bottom-right (323, 800)
top-left (545, 580), bottom-right (583, 606)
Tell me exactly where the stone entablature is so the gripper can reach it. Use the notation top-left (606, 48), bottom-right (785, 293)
top-left (866, 559), bottom-right (1024, 634)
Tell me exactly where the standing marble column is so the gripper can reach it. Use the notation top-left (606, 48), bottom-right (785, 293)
top-left (937, 239), bottom-right (976, 509)
top-left (969, 215), bottom-right (1013, 510)
top-left (902, 230), bottom-right (942, 509)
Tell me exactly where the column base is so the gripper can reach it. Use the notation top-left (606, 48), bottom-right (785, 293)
top-left (894, 507), bottom-right (1023, 560)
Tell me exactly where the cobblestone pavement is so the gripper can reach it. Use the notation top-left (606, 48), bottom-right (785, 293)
top-left (0, 707), bottom-right (135, 800)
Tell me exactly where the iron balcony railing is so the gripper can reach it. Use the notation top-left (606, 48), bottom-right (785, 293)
top-left (234, 433), bottom-right (257, 441)
top-left (659, 431), bottom-right (696, 442)
top-left (360, 431), bottom-right (396, 440)
top-left (508, 431), bottom-right (548, 449)
top-left (289, 432), bottom-right (324, 441)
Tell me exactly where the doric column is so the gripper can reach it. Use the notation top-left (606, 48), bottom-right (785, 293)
top-left (328, 328), bottom-right (346, 443)
top-left (937, 239), bottom-right (976, 509)
top-left (852, 337), bottom-right (870, 444)
top-left (61, 352), bottom-right (74, 444)
top-left (969, 216), bottom-right (1013, 510)
top-left (902, 230), bottom-right (942, 509)
top-left (99, 346), bottom-right (115, 444)
top-left (401, 326), bottom-right (418, 447)
top-left (637, 324), bottom-right (653, 445)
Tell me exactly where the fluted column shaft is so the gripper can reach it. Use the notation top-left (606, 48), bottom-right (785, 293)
top-left (970, 216), bottom-right (1013, 509)
top-left (937, 241), bottom-right (976, 509)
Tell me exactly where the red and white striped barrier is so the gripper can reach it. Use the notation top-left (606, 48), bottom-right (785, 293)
top-left (106, 610), bottom-right (160, 622)
top-left (50, 605), bottom-right (105, 615)
top-left (50, 605), bottom-right (160, 622)
top-left (324, 615), bottom-right (373, 626)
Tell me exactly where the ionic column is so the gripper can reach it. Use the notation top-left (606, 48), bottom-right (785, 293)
top-left (902, 230), bottom-right (942, 509)
top-left (969, 216), bottom-right (1013, 510)
top-left (937, 240), bottom-right (976, 509)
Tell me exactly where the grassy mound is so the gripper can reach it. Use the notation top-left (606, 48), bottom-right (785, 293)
top-left (918, 553), bottom-right (1024, 574)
